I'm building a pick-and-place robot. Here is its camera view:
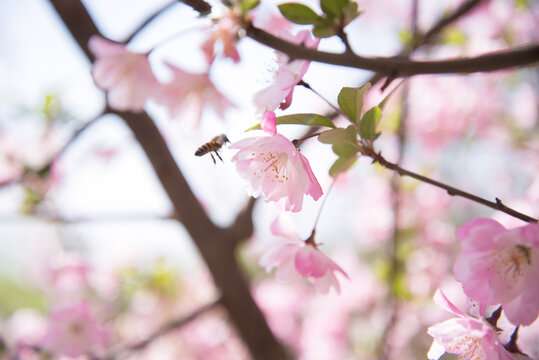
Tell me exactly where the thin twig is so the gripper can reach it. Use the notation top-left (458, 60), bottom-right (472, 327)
top-left (0, 111), bottom-right (105, 188)
top-left (124, 1), bottom-right (178, 44)
top-left (111, 298), bottom-right (222, 359)
top-left (368, 151), bottom-right (538, 223)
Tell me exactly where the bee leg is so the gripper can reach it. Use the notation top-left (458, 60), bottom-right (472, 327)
top-left (215, 151), bottom-right (224, 163)
top-left (210, 153), bottom-right (216, 164)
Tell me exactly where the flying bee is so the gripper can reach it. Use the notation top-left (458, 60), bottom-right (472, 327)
top-left (195, 134), bottom-right (230, 164)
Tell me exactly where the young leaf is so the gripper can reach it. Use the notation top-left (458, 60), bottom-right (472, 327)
top-left (329, 155), bottom-right (358, 177)
top-left (318, 126), bottom-right (358, 157)
top-left (342, 1), bottom-right (360, 26)
top-left (359, 106), bottom-right (381, 140)
top-left (240, 0), bottom-right (260, 13)
top-left (320, 0), bottom-right (346, 17)
top-left (246, 113), bottom-right (335, 131)
top-left (312, 24), bottom-right (337, 38)
top-left (278, 3), bottom-right (321, 25)
top-left (319, 126), bottom-right (359, 176)
top-left (337, 82), bottom-right (371, 124)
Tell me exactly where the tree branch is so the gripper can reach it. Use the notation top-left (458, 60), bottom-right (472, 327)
top-left (49, 2), bottom-right (288, 358)
top-left (246, 25), bottom-right (539, 76)
top-left (368, 151), bottom-right (538, 223)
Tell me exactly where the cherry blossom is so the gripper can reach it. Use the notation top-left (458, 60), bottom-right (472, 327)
top-left (259, 219), bottom-right (348, 293)
top-left (230, 130), bottom-right (322, 212)
top-left (201, 12), bottom-right (241, 64)
top-left (153, 62), bottom-right (235, 126)
top-left (454, 218), bottom-right (539, 325)
top-left (253, 29), bottom-right (319, 113)
top-left (41, 301), bottom-right (107, 358)
top-left (88, 35), bottom-right (159, 112)
top-left (427, 290), bottom-right (514, 360)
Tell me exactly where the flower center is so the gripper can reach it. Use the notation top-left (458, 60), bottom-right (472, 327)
top-left (448, 335), bottom-right (484, 359)
top-left (492, 244), bottom-right (531, 287)
top-left (250, 151), bottom-right (289, 183)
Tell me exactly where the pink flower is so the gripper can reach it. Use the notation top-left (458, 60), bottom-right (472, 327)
top-left (201, 13), bottom-right (241, 64)
top-left (153, 62), bottom-right (235, 126)
top-left (230, 132), bottom-right (322, 212)
top-left (454, 218), bottom-right (539, 325)
top-left (259, 219), bottom-right (348, 293)
top-left (88, 35), bottom-right (159, 112)
top-left (253, 29), bottom-right (319, 113)
top-left (427, 290), bottom-right (514, 360)
top-left (41, 302), bottom-right (107, 358)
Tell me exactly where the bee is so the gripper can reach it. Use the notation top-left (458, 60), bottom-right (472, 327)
top-left (195, 134), bottom-right (230, 164)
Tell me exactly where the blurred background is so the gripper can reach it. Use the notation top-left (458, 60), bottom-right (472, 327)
top-left (0, 0), bottom-right (538, 359)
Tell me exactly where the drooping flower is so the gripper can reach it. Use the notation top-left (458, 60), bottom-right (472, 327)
top-left (201, 12), bottom-right (241, 65)
top-left (454, 218), bottom-right (539, 325)
top-left (427, 290), bottom-right (514, 360)
top-left (230, 131), bottom-right (322, 212)
top-left (259, 218), bottom-right (347, 293)
top-left (153, 62), bottom-right (235, 126)
top-left (88, 35), bottom-right (159, 112)
top-left (253, 29), bottom-right (320, 113)
top-left (41, 301), bottom-right (107, 358)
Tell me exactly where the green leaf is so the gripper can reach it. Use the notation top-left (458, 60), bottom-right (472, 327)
top-left (278, 3), bottom-right (321, 25)
top-left (318, 125), bottom-right (357, 146)
top-left (318, 125), bottom-right (359, 176)
top-left (337, 83), bottom-right (371, 124)
top-left (312, 24), bottom-right (337, 38)
top-left (246, 113), bottom-right (335, 131)
top-left (329, 155), bottom-right (358, 176)
top-left (359, 106), bottom-right (381, 140)
top-left (342, 1), bottom-right (360, 25)
top-left (320, 0), bottom-right (347, 17)
top-left (240, 0), bottom-right (260, 13)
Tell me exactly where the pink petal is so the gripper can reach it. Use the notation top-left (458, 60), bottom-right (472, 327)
top-left (261, 111), bottom-right (277, 136)
top-left (433, 289), bottom-right (465, 316)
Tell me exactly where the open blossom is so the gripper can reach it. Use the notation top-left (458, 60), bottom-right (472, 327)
top-left (454, 218), bottom-right (539, 325)
top-left (153, 62), bottom-right (235, 126)
top-left (230, 129), bottom-right (322, 212)
top-left (201, 13), bottom-right (241, 64)
top-left (254, 29), bottom-right (320, 113)
top-left (88, 35), bottom-right (158, 112)
top-left (427, 290), bottom-right (513, 360)
top-left (260, 219), bottom-right (348, 293)
top-left (41, 302), bottom-right (107, 358)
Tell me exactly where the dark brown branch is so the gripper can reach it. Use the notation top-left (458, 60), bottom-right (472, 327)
top-left (369, 151), bottom-right (538, 223)
top-left (177, 0), bottom-right (211, 15)
top-left (49, 2), bottom-right (288, 358)
top-left (247, 25), bottom-right (539, 76)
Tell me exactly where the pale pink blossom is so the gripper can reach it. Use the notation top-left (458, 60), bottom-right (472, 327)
top-left (201, 13), bottom-right (241, 64)
top-left (259, 219), bottom-right (347, 293)
top-left (427, 290), bottom-right (514, 360)
top-left (254, 29), bottom-right (319, 113)
top-left (454, 218), bottom-right (539, 325)
top-left (88, 35), bottom-right (158, 112)
top-left (230, 131), bottom-right (322, 212)
top-left (153, 62), bottom-right (235, 126)
top-left (41, 302), bottom-right (107, 358)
